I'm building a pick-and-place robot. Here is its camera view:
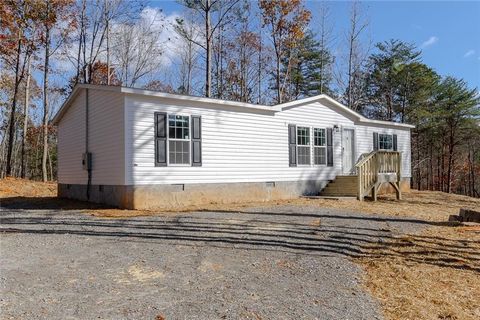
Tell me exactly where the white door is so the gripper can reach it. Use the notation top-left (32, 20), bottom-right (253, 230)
top-left (342, 129), bottom-right (355, 174)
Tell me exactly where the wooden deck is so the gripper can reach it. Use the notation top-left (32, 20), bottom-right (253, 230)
top-left (321, 151), bottom-right (402, 201)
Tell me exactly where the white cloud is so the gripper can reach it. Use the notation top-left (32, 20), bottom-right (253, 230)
top-left (463, 49), bottom-right (475, 58)
top-left (112, 7), bottom-right (197, 69)
top-left (421, 36), bottom-right (439, 48)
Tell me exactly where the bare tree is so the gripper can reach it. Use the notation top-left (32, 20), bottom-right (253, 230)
top-left (259, 0), bottom-right (311, 104)
top-left (176, 0), bottom-right (240, 97)
top-left (69, 0), bottom-right (141, 86)
top-left (20, 54), bottom-right (32, 178)
top-left (110, 10), bottom-right (165, 87)
top-left (5, 28), bottom-right (26, 177)
top-left (345, 1), bottom-right (369, 111)
top-left (173, 12), bottom-right (201, 95)
top-left (3, 1), bottom-right (37, 177)
top-left (38, 0), bottom-right (75, 182)
top-left (317, 2), bottom-right (334, 95)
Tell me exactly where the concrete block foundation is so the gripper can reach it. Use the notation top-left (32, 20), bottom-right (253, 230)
top-left (58, 180), bottom-right (329, 210)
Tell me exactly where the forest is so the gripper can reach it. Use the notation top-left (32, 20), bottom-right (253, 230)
top-left (1, 0), bottom-right (479, 197)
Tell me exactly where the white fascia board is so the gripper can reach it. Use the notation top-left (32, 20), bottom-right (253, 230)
top-left (120, 87), bottom-right (279, 112)
top-left (53, 84), bottom-right (415, 129)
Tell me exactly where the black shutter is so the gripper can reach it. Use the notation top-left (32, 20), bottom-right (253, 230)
top-left (288, 124), bottom-right (297, 167)
top-left (154, 112), bottom-right (167, 166)
top-left (327, 128), bottom-right (333, 167)
top-left (191, 115), bottom-right (202, 166)
top-left (373, 132), bottom-right (379, 151)
top-left (393, 134), bottom-right (398, 151)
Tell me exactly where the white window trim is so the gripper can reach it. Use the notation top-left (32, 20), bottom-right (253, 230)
top-left (313, 127), bottom-right (327, 166)
top-left (167, 113), bottom-right (192, 166)
top-left (296, 126), bottom-right (311, 166)
top-left (378, 133), bottom-right (394, 151)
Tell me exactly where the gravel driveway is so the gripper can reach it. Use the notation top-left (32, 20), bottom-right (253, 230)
top-left (0, 203), bottom-right (425, 319)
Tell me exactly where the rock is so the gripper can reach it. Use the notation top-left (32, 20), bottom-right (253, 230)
top-left (459, 208), bottom-right (480, 223)
top-left (448, 215), bottom-right (462, 222)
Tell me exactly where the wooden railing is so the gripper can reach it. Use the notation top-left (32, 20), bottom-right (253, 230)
top-left (355, 151), bottom-right (402, 201)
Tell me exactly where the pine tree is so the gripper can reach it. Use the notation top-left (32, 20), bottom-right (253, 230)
top-left (286, 30), bottom-right (334, 99)
top-left (366, 39), bottom-right (421, 121)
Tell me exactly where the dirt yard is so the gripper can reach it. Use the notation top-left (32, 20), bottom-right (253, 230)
top-left (1, 178), bottom-right (479, 319)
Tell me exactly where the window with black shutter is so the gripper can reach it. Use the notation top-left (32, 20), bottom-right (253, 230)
top-left (191, 115), bottom-right (202, 166)
top-left (326, 128), bottom-right (333, 167)
top-left (154, 112), bottom-right (167, 166)
top-left (373, 132), bottom-right (379, 151)
top-left (288, 124), bottom-right (297, 167)
top-left (155, 113), bottom-right (202, 166)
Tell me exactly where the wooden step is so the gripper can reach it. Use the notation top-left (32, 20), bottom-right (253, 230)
top-left (323, 184), bottom-right (357, 189)
top-left (320, 175), bottom-right (359, 197)
top-left (321, 191), bottom-right (357, 197)
top-left (331, 182), bottom-right (357, 186)
top-left (322, 189), bottom-right (357, 194)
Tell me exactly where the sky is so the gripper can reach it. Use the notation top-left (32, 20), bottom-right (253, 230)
top-left (150, 0), bottom-right (480, 89)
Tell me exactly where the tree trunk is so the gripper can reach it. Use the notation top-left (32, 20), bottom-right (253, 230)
top-left (276, 51), bottom-right (281, 103)
top-left (347, 34), bottom-right (354, 109)
top-left (257, 31), bottom-right (262, 104)
top-left (186, 40), bottom-right (193, 94)
top-left (416, 130), bottom-right (421, 190)
top-left (446, 128), bottom-right (455, 193)
top-left (48, 147), bottom-right (54, 181)
top-left (105, 0), bottom-right (110, 85)
top-left (76, 0), bottom-right (86, 85)
top-left (436, 149), bottom-right (441, 191)
top-left (205, 0), bottom-right (211, 97)
top-left (35, 132), bottom-right (40, 180)
top-left (319, 9), bottom-right (326, 94)
top-left (21, 55), bottom-right (32, 178)
top-left (428, 142), bottom-right (433, 190)
top-left (42, 22), bottom-right (51, 182)
top-left (6, 32), bottom-right (23, 177)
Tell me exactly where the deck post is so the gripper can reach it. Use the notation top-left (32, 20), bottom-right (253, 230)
top-left (372, 182), bottom-right (378, 201)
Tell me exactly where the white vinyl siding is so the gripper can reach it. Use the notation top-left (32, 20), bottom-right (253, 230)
top-left (354, 124), bottom-right (411, 177)
top-left (58, 90), bottom-right (87, 184)
top-left (57, 89), bottom-right (125, 185)
top-left (58, 88), bottom-right (412, 186)
top-left (88, 90), bottom-right (125, 184)
top-left (125, 98), bottom-right (354, 185)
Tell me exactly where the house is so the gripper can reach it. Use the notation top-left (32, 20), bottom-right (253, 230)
top-left (52, 84), bottom-right (414, 209)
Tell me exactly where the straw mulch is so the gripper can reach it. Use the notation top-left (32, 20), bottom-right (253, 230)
top-left (358, 225), bottom-right (480, 320)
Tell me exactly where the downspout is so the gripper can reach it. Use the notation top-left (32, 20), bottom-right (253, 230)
top-left (86, 88), bottom-right (92, 200)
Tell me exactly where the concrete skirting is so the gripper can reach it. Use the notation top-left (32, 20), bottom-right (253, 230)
top-left (58, 180), bottom-right (329, 210)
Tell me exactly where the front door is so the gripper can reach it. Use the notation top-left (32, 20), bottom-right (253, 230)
top-left (342, 129), bottom-right (355, 174)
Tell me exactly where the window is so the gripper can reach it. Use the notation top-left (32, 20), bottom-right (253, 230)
top-left (168, 115), bottom-right (190, 164)
top-left (313, 128), bottom-right (326, 165)
top-left (297, 127), bottom-right (311, 165)
top-left (379, 134), bottom-right (393, 150)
